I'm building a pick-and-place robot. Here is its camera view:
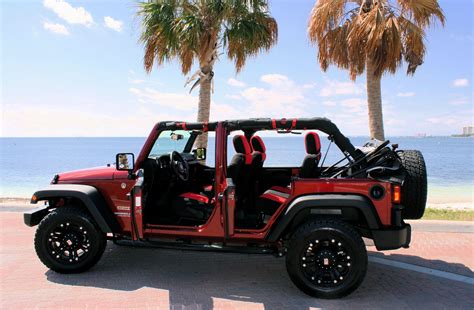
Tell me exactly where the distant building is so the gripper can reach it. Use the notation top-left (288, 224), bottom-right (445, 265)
top-left (463, 126), bottom-right (474, 136)
top-left (453, 126), bottom-right (474, 137)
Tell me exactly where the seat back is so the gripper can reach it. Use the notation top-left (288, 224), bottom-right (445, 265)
top-left (299, 132), bottom-right (321, 178)
top-left (250, 135), bottom-right (266, 168)
top-left (250, 135), bottom-right (267, 192)
top-left (227, 135), bottom-right (253, 210)
top-left (228, 135), bottom-right (252, 182)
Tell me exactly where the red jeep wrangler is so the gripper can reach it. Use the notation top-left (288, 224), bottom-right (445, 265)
top-left (24, 117), bottom-right (427, 299)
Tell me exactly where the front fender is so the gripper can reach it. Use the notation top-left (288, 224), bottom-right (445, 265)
top-left (28, 184), bottom-right (120, 233)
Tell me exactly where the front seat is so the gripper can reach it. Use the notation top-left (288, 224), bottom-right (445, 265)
top-left (255, 132), bottom-right (322, 217)
top-left (228, 135), bottom-right (253, 211)
top-left (299, 131), bottom-right (321, 178)
top-left (250, 135), bottom-right (266, 193)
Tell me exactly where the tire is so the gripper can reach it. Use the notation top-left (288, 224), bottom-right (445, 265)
top-left (398, 150), bottom-right (428, 219)
top-left (34, 206), bottom-right (107, 273)
top-left (286, 219), bottom-right (367, 299)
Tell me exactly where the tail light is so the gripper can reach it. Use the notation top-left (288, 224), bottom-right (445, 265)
top-left (392, 185), bottom-right (401, 204)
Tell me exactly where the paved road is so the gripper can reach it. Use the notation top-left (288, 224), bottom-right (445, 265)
top-left (1, 211), bottom-right (473, 309)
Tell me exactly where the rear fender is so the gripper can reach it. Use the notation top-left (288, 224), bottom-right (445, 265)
top-left (27, 184), bottom-right (120, 233)
top-left (266, 194), bottom-right (380, 242)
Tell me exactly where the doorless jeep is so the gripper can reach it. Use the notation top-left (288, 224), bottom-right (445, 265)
top-left (24, 117), bottom-right (427, 299)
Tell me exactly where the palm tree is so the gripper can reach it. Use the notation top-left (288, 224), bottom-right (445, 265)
top-left (308, 0), bottom-right (445, 140)
top-left (138, 0), bottom-right (278, 148)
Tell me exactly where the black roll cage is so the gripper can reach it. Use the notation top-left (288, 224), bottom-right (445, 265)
top-left (224, 117), bottom-right (359, 160)
top-left (154, 117), bottom-right (361, 164)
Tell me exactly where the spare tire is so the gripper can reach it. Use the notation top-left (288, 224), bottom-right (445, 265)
top-left (398, 150), bottom-right (428, 219)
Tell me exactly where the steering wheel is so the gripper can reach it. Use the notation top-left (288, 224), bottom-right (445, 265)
top-left (170, 151), bottom-right (190, 181)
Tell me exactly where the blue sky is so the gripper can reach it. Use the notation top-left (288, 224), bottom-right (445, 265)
top-left (1, 0), bottom-right (472, 137)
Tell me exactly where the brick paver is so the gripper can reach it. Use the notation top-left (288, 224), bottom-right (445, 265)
top-left (1, 212), bottom-right (473, 309)
top-left (369, 231), bottom-right (474, 277)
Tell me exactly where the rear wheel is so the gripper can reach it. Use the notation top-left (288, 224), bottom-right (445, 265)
top-left (286, 219), bottom-right (367, 299)
top-left (398, 150), bottom-right (428, 219)
top-left (34, 206), bottom-right (107, 273)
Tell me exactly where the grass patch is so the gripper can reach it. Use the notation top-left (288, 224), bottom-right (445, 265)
top-left (422, 208), bottom-right (474, 221)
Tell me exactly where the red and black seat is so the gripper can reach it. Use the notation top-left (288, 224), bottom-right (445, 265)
top-left (228, 135), bottom-right (253, 211)
top-left (299, 132), bottom-right (321, 178)
top-left (250, 135), bottom-right (267, 166)
top-left (256, 131), bottom-right (322, 216)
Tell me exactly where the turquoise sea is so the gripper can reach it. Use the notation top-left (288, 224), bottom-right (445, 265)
top-left (1, 137), bottom-right (473, 203)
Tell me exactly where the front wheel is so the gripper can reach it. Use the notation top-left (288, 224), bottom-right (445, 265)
top-left (286, 219), bottom-right (367, 299)
top-left (34, 206), bottom-right (107, 273)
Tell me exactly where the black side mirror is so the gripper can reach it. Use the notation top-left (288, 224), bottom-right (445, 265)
top-left (116, 153), bottom-right (135, 171)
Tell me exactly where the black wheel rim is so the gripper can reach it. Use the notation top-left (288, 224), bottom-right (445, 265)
top-left (300, 236), bottom-right (353, 288)
top-left (47, 221), bottom-right (91, 264)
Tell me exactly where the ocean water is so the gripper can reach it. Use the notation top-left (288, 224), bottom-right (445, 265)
top-left (1, 136), bottom-right (473, 203)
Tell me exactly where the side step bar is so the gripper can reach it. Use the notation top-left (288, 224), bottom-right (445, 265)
top-left (113, 238), bottom-right (278, 255)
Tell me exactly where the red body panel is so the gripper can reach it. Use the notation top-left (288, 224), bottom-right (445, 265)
top-left (58, 166), bottom-right (116, 181)
top-left (57, 178), bottom-right (135, 233)
top-left (291, 179), bottom-right (392, 225)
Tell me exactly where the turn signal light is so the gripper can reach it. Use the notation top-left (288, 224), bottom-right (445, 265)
top-left (392, 185), bottom-right (401, 204)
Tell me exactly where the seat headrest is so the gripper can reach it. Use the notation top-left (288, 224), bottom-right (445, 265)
top-left (250, 136), bottom-right (266, 161)
top-left (233, 135), bottom-right (252, 164)
top-left (305, 132), bottom-right (321, 155)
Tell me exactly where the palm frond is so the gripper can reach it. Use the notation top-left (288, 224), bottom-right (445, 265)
top-left (224, 7), bottom-right (278, 72)
top-left (137, 0), bottom-right (277, 75)
top-left (397, 0), bottom-right (445, 27)
top-left (308, 0), bottom-right (444, 79)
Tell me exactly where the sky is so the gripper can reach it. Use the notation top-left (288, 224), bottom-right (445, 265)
top-left (1, 0), bottom-right (472, 137)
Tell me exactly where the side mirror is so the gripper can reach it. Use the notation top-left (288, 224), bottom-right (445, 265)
top-left (116, 153), bottom-right (135, 171)
top-left (170, 132), bottom-right (184, 141)
top-left (195, 148), bottom-right (206, 160)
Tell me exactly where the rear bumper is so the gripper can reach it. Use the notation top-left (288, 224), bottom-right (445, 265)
top-left (24, 206), bottom-right (49, 227)
top-left (372, 223), bottom-right (411, 251)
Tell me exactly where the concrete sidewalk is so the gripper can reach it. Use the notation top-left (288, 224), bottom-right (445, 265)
top-left (1, 210), bottom-right (473, 309)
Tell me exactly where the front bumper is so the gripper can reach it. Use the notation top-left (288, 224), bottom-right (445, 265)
top-left (372, 223), bottom-right (411, 251)
top-left (24, 206), bottom-right (49, 227)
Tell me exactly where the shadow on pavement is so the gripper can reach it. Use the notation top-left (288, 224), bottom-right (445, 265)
top-left (46, 242), bottom-right (474, 309)
top-left (369, 251), bottom-right (474, 277)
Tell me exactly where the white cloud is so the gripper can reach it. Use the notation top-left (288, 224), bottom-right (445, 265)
top-left (129, 79), bottom-right (145, 85)
top-left (319, 80), bottom-right (362, 97)
top-left (1, 104), bottom-right (189, 137)
top-left (260, 74), bottom-right (289, 86)
top-left (452, 78), bottom-right (469, 88)
top-left (241, 74), bottom-right (307, 117)
top-left (227, 78), bottom-right (246, 88)
top-left (303, 83), bottom-right (317, 89)
top-left (128, 86), bottom-right (241, 122)
top-left (449, 96), bottom-right (470, 106)
top-left (43, 0), bottom-right (94, 26)
top-left (104, 16), bottom-right (123, 32)
top-left (323, 100), bottom-right (337, 106)
top-left (43, 22), bottom-right (69, 35)
top-left (129, 87), bottom-right (197, 111)
top-left (397, 92), bottom-right (416, 97)
top-left (341, 98), bottom-right (366, 113)
top-left (225, 94), bottom-right (241, 100)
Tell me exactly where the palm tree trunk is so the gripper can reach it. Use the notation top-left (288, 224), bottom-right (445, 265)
top-left (366, 59), bottom-right (385, 140)
top-left (195, 67), bottom-right (212, 149)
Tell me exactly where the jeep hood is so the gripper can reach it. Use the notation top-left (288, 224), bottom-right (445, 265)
top-left (57, 166), bottom-right (117, 182)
